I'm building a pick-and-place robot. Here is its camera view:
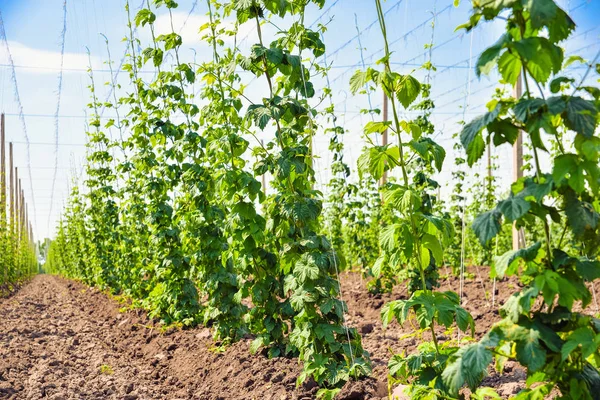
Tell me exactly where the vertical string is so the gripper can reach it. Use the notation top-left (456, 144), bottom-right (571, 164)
top-left (457, 27), bottom-right (474, 344)
top-left (459, 28), bottom-right (474, 306)
top-left (303, 12), bottom-right (356, 367)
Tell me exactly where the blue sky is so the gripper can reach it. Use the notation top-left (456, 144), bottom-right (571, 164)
top-left (0, 0), bottom-right (599, 240)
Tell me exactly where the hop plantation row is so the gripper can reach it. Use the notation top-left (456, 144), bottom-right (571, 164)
top-left (43, 0), bottom-right (600, 398)
top-left (0, 116), bottom-right (38, 292)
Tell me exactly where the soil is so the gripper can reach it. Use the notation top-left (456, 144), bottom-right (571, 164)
top-left (0, 270), bottom-right (532, 399)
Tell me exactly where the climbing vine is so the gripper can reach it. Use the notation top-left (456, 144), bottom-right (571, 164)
top-left (443, 0), bottom-right (600, 397)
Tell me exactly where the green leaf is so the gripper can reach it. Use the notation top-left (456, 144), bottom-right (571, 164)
top-left (293, 254), bottom-right (320, 283)
top-left (316, 388), bottom-right (341, 400)
top-left (467, 135), bottom-right (486, 167)
top-left (498, 51), bottom-right (522, 85)
top-left (364, 121), bottom-right (391, 135)
top-left (493, 249), bottom-right (518, 279)
top-left (576, 259), bottom-right (600, 281)
top-left (422, 233), bottom-right (443, 265)
top-left (357, 146), bottom-right (400, 181)
top-left (410, 138), bottom-right (446, 172)
top-left (472, 210), bottom-right (502, 246)
top-left (250, 335), bottom-right (268, 354)
top-left (372, 254), bottom-right (386, 278)
top-left (379, 224), bottom-right (399, 252)
top-left (561, 328), bottom-right (598, 361)
top-left (493, 243), bottom-right (542, 279)
top-left (513, 38), bottom-right (563, 84)
top-left (550, 76), bottom-right (575, 93)
top-left (349, 69), bottom-right (371, 94)
top-left (515, 328), bottom-right (546, 372)
top-left (513, 98), bottom-right (546, 123)
top-left (381, 301), bottom-right (400, 328)
top-left (498, 195), bottom-right (530, 222)
top-left (477, 34), bottom-right (508, 76)
top-left (488, 118), bottom-right (519, 146)
top-left (564, 97), bottom-right (598, 138)
top-left (388, 354), bottom-right (406, 377)
top-left (547, 8), bottom-right (576, 43)
top-left (526, 0), bottom-right (558, 29)
top-left (434, 295), bottom-right (457, 328)
top-left (461, 106), bottom-right (501, 166)
top-left (565, 191), bottom-right (599, 237)
top-left (456, 306), bottom-right (475, 335)
top-left (412, 291), bottom-right (436, 328)
top-left (502, 287), bottom-right (539, 322)
top-left (521, 175), bottom-right (554, 202)
top-left (473, 387), bottom-right (501, 400)
top-left (461, 106), bottom-right (501, 150)
top-left (396, 75), bottom-right (421, 108)
top-left (552, 154), bottom-right (578, 184)
top-left (443, 342), bottom-right (492, 394)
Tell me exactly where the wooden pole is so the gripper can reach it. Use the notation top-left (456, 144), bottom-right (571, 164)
top-left (20, 186), bottom-right (25, 238)
top-left (14, 168), bottom-right (19, 242)
top-left (25, 201), bottom-right (28, 243)
top-left (20, 186), bottom-right (25, 276)
top-left (381, 92), bottom-right (389, 187)
top-left (1, 114), bottom-right (5, 220)
top-left (15, 172), bottom-right (20, 275)
top-left (487, 141), bottom-right (492, 203)
top-left (261, 139), bottom-right (267, 196)
top-left (0, 114), bottom-right (5, 282)
top-left (9, 144), bottom-right (14, 273)
top-left (512, 74), bottom-right (525, 250)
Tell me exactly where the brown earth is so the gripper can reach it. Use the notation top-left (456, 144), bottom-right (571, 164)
top-left (0, 270), bottom-right (539, 400)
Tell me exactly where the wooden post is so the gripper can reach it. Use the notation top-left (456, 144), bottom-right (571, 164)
top-left (487, 141), bottom-right (492, 203)
top-left (9, 144), bottom-right (13, 233)
top-left (0, 114), bottom-right (5, 281)
top-left (261, 139), bottom-right (267, 196)
top-left (9, 144), bottom-right (14, 271)
top-left (1, 114), bottom-right (5, 220)
top-left (381, 92), bottom-right (389, 186)
top-left (15, 172), bottom-right (20, 275)
top-left (20, 186), bottom-right (25, 238)
top-left (25, 202), bottom-right (28, 243)
top-left (14, 168), bottom-right (19, 242)
top-left (512, 74), bottom-right (525, 250)
top-left (20, 186), bottom-right (24, 276)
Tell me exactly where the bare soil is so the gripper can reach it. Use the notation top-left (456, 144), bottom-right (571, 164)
top-left (0, 271), bottom-right (527, 399)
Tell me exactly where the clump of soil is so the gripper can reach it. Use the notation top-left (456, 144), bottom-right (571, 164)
top-left (0, 271), bottom-right (526, 399)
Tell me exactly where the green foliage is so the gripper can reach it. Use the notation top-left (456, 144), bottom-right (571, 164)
top-left (0, 150), bottom-right (38, 289)
top-left (445, 0), bottom-right (600, 397)
top-left (45, 0), bottom-right (370, 390)
top-left (350, 1), bottom-right (474, 397)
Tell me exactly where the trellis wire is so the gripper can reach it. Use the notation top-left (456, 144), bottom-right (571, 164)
top-left (0, 10), bottom-right (38, 229)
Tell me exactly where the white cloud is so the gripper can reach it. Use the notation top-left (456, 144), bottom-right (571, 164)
top-left (0, 41), bottom-right (102, 74)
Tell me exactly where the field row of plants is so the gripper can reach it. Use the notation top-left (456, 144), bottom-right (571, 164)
top-left (45, 0), bottom-right (600, 397)
top-left (0, 155), bottom-right (38, 292)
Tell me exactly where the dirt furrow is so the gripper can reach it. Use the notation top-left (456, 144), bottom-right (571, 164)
top-left (0, 275), bottom-right (379, 400)
top-left (1, 272), bottom-right (529, 399)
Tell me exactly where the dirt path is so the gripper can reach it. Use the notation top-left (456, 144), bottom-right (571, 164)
top-left (0, 275), bottom-right (379, 400)
top-left (0, 272), bottom-right (528, 400)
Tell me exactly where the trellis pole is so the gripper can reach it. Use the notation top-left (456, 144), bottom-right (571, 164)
top-left (0, 114), bottom-right (5, 282)
top-left (512, 74), bottom-right (525, 250)
top-left (381, 92), bottom-right (389, 187)
top-left (9, 143), bottom-right (14, 278)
